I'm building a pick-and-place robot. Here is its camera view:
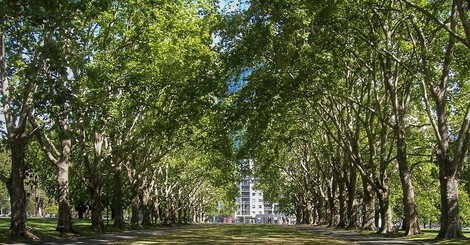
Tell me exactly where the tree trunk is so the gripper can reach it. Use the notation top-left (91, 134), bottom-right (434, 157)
top-left (177, 204), bottom-right (183, 224)
top-left (327, 177), bottom-right (336, 227)
top-left (347, 163), bottom-right (358, 229)
top-left (395, 120), bottom-right (421, 236)
top-left (56, 125), bottom-right (73, 233)
top-left (8, 140), bottom-right (30, 237)
top-left (89, 132), bottom-right (104, 232)
top-left (131, 186), bottom-right (140, 227)
top-left (314, 192), bottom-right (323, 225)
top-left (306, 200), bottom-right (313, 225)
top-left (361, 179), bottom-right (376, 230)
top-left (170, 201), bottom-right (177, 224)
top-left (89, 181), bottom-right (104, 231)
top-left (113, 165), bottom-right (125, 228)
top-left (163, 202), bottom-right (171, 224)
top-left (377, 186), bottom-right (394, 234)
top-left (56, 155), bottom-right (73, 233)
top-left (337, 176), bottom-right (347, 228)
top-left (294, 194), bottom-right (302, 224)
top-left (142, 187), bottom-right (152, 226)
top-left (153, 196), bottom-right (160, 224)
top-left (436, 162), bottom-right (464, 239)
top-left (399, 167), bottom-right (420, 235)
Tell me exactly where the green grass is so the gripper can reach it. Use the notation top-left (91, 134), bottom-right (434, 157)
top-left (114, 224), bottom-right (356, 245)
top-left (0, 217), bottom-right (60, 242)
top-left (0, 217), bottom-right (128, 243)
top-left (406, 229), bottom-right (470, 245)
top-left (2, 218), bottom-right (470, 244)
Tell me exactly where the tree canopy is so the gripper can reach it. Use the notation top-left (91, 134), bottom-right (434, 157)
top-left (0, 0), bottom-right (469, 240)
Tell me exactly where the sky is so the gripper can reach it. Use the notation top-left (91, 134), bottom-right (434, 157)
top-left (218, 0), bottom-right (248, 14)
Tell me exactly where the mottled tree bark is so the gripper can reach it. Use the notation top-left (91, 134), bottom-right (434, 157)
top-left (56, 122), bottom-right (74, 233)
top-left (337, 175), bottom-right (347, 228)
top-left (56, 152), bottom-right (72, 233)
top-left (113, 164), bottom-right (125, 228)
top-left (142, 186), bottom-right (152, 226)
top-left (87, 132), bottom-right (105, 232)
top-left (327, 176), bottom-right (337, 227)
top-left (130, 186), bottom-right (140, 227)
top-left (361, 179), bottom-right (376, 230)
top-left (377, 185), bottom-right (394, 234)
top-left (8, 140), bottom-right (30, 237)
top-left (347, 163), bottom-right (358, 229)
top-left (89, 179), bottom-right (104, 231)
top-left (437, 169), bottom-right (463, 239)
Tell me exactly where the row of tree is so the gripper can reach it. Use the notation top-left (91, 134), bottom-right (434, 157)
top-left (222, 0), bottom-right (470, 240)
top-left (0, 0), bottom-right (237, 237)
top-left (1, 0), bottom-right (469, 241)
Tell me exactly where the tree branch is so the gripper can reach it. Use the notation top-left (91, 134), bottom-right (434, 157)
top-left (454, 102), bottom-right (470, 169)
top-left (455, 0), bottom-right (470, 45)
top-left (401, 0), bottom-right (470, 48)
top-left (29, 118), bottom-right (60, 163)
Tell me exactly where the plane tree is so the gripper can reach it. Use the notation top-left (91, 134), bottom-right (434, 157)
top-left (401, 0), bottom-right (470, 239)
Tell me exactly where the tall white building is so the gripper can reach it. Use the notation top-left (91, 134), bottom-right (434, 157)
top-left (234, 160), bottom-right (282, 223)
top-left (235, 179), bottom-right (276, 223)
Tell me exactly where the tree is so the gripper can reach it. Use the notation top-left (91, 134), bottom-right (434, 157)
top-left (0, 1), bottom-right (51, 237)
top-left (407, 0), bottom-right (470, 239)
top-left (28, 0), bottom-right (110, 233)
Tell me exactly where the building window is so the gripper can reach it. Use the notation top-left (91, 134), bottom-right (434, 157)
top-left (259, 205), bottom-right (262, 208)
top-left (259, 199), bottom-right (263, 202)
top-left (259, 193), bottom-right (262, 196)
top-left (259, 211), bottom-right (262, 214)
top-left (252, 193), bottom-right (255, 196)
top-left (252, 211), bottom-right (255, 214)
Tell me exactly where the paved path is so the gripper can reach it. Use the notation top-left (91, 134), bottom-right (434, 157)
top-left (8, 224), bottom-right (439, 245)
top-left (297, 225), bottom-right (436, 245)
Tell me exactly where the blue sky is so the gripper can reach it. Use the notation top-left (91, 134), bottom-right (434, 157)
top-left (218, 0), bottom-right (248, 14)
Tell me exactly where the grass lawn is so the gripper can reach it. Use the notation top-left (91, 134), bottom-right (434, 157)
top-left (0, 217), bottom-right (124, 243)
top-left (406, 228), bottom-right (470, 245)
top-left (2, 218), bottom-right (470, 244)
top-left (114, 224), bottom-right (355, 245)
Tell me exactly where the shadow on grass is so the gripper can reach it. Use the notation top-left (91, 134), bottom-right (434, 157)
top-left (116, 224), bottom-right (355, 245)
top-left (0, 217), bottom-right (129, 243)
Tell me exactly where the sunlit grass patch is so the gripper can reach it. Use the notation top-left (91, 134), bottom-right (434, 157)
top-left (0, 217), bottom-right (124, 242)
top-left (0, 217), bottom-right (61, 243)
top-left (116, 224), bottom-right (356, 245)
top-left (406, 229), bottom-right (470, 245)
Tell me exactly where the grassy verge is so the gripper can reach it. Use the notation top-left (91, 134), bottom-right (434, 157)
top-left (114, 224), bottom-right (356, 245)
top-left (406, 229), bottom-right (470, 245)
